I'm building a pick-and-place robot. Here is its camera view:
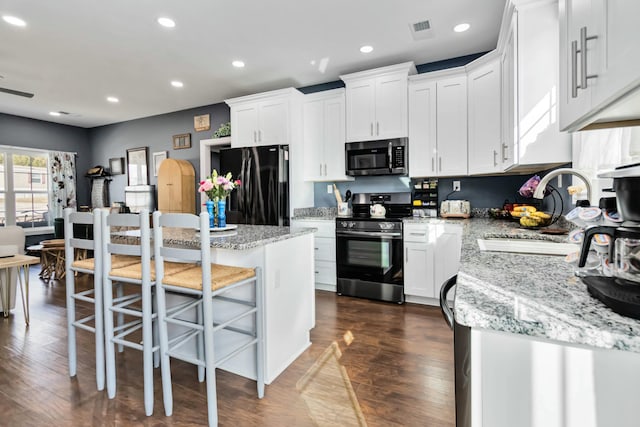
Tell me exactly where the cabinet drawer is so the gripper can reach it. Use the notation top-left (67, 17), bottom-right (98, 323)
top-left (315, 260), bottom-right (336, 285)
top-left (314, 237), bottom-right (335, 261)
top-left (404, 225), bottom-right (430, 243)
top-left (292, 220), bottom-right (335, 238)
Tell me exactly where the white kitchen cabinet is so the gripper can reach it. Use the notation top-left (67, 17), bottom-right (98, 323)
top-left (226, 88), bottom-right (298, 148)
top-left (291, 219), bottom-right (336, 292)
top-left (497, 0), bottom-right (571, 172)
top-left (404, 222), bottom-right (462, 304)
top-left (559, 0), bottom-right (640, 131)
top-left (408, 69), bottom-right (468, 178)
top-left (341, 62), bottom-right (416, 142)
top-left (302, 89), bottom-right (353, 182)
top-left (467, 55), bottom-right (502, 175)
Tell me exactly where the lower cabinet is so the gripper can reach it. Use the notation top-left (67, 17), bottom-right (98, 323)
top-left (291, 219), bottom-right (336, 291)
top-left (404, 222), bottom-right (462, 304)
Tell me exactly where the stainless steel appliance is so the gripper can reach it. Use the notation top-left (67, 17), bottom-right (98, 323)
top-left (335, 192), bottom-right (412, 303)
top-left (345, 138), bottom-right (408, 176)
top-left (219, 145), bottom-right (289, 226)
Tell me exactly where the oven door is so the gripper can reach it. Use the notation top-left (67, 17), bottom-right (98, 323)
top-left (336, 230), bottom-right (404, 303)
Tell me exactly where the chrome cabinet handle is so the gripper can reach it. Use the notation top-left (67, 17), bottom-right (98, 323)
top-left (502, 143), bottom-right (508, 161)
top-left (324, 164), bottom-right (327, 176)
top-left (258, 130), bottom-right (262, 142)
top-left (376, 122), bottom-right (379, 136)
top-left (431, 157), bottom-right (435, 172)
top-left (370, 123), bottom-right (373, 136)
top-left (439, 157), bottom-right (442, 172)
top-left (493, 150), bottom-right (498, 167)
top-left (405, 247), bottom-right (408, 262)
top-left (579, 26), bottom-right (598, 91)
top-left (319, 164), bottom-right (322, 175)
top-left (253, 130), bottom-right (257, 143)
top-left (571, 40), bottom-right (579, 98)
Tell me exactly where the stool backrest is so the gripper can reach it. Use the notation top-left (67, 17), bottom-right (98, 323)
top-left (152, 211), bottom-right (211, 294)
top-left (64, 207), bottom-right (101, 273)
top-left (101, 209), bottom-right (150, 274)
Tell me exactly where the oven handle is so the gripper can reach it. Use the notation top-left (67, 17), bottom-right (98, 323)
top-left (336, 231), bottom-right (402, 239)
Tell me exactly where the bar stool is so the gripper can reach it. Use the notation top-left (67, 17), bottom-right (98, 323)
top-left (153, 211), bottom-right (265, 427)
top-left (101, 209), bottom-right (194, 416)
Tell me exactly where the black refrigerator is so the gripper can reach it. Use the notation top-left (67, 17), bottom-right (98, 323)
top-left (219, 145), bottom-right (289, 226)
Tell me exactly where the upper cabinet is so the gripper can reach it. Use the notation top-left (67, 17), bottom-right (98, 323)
top-left (341, 62), bottom-right (416, 142)
top-left (559, 0), bottom-right (640, 131)
top-left (409, 69), bottom-right (468, 178)
top-left (497, 0), bottom-right (571, 172)
top-left (302, 89), bottom-right (353, 182)
top-left (225, 88), bottom-right (301, 148)
top-left (467, 55), bottom-right (502, 175)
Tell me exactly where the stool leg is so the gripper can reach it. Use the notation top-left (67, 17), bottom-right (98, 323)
top-left (116, 283), bottom-right (124, 353)
top-left (152, 290), bottom-right (160, 369)
top-left (202, 293), bottom-right (218, 427)
top-left (104, 276), bottom-right (117, 399)
top-left (142, 280), bottom-right (154, 416)
top-left (156, 283), bottom-right (173, 416)
top-left (196, 302), bottom-right (205, 383)
top-left (66, 265), bottom-right (77, 377)
top-left (255, 270), bottom-right (265, 398)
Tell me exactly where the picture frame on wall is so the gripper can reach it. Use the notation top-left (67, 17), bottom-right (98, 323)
top-left (109, 157), bottom-right (124, 175)
top-left (173, 133), bottom-right (191, 150)
top-left (194, 114), bottom-right (210, 132)
top-left (126, 146), bottom-right (149, 186)
top-left (152, 151), bottom-right (168, 176)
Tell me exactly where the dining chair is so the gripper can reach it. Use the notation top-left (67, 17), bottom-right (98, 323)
top-left (101, 208), bottom-right (194, 416)
top-left (152, 211), bottom-right (265, 427)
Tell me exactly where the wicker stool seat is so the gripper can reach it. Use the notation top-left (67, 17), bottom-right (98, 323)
top-left (162, 264), bottom-right (256, 291)
top-left (72, 255), bottom-right (139, 271)
top-left (110, 261), bottom-right (196, 281)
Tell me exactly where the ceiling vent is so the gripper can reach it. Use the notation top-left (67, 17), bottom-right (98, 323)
top-left (410, 19), bottom-right (435, 41)
top-left (0, 87), bottom-right (34, 98)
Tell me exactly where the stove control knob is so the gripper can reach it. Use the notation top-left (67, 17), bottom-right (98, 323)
top-left (349, 222), bottom-right (355, 228)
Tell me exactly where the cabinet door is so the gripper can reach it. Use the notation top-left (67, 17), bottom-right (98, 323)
top-left (436, 75), bottom-right (468, 177)
top-left (231, 104), bottom-right (260, 148)
top-left (501, 16), bottom-right (517, 170)
top-left (375, 74), bottom-right (408, 139)
top-left (408, 80), bottom-right (437, 177)
top-left (346, 79), bottom-right (376, 142)
top-left (592, 0), bottom-right (640, 109)
top-left (404, 241), bottom-right (435, 298)
top-left (258, 99), bottom-right (288, 146)
top-left (559, 0), bottom-right (598, 131)
top-left (468, 59), bottom-right (502, 175)
top-left (323, 95), bottom-right (348, 180)
top-left (302, 98), bottom-right (324, 180)
top-left (434, 224), bottom-right (462, 291)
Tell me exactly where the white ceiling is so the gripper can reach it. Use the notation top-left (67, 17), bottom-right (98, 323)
top-left (0, 0), bottom-right (506, 128)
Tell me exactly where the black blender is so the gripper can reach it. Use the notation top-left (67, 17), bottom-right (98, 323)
top-left (578, 163), bottom-right (640, 319)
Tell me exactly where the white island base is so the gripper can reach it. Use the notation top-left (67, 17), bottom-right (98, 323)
top-left (205, 232), bottom-right (315, 384)
top-left (471, 328), bottom-right (640, 427)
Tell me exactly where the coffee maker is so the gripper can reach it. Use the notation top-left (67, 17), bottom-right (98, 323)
top-left (578, 163), bottom-right (640, 319)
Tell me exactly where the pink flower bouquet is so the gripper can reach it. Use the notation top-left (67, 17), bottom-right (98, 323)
top-left (198, 170), bottom-right (241, 201)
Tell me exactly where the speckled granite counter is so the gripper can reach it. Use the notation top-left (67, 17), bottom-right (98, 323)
top-left (451, 218), bottom-right (640, 353)
top-left (163, 224), bottom-right (316, 250)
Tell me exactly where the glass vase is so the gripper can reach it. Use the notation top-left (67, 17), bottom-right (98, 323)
top-left (217, 199), bottom-right (226, 228)
top-left (205, 199), bottom-right (215, 228)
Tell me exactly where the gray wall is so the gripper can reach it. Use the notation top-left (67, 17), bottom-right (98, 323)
top-left (0, 113), bottom-right (92, 205)
top-left (89, 103), bottom-right (230, 209)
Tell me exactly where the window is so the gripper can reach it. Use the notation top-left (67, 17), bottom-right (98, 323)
top-left (0, 148), bottom-right (52, 229)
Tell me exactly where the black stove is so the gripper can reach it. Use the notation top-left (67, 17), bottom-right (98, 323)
top-left (335, 192), bottom-right (411, 304)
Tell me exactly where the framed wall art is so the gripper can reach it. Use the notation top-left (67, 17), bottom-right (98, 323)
top-left (109, 157), bottom-right (124, 175)
top-left (173, 133), bottom-right (191, 150)
top-left (152, 151), bottom-right (168, 176)
top-left (126, 146), bottom-right (149, 185)
top-left (194, 114), bottom-right (210, 132)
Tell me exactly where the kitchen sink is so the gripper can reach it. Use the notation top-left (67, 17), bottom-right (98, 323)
top-left (477, 239), bottom-right (580, 256)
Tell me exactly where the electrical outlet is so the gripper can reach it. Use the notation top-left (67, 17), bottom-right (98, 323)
top-left (327, 184), bottom-right (333, 194)
top-left (453, 181), bottom-right (461, 192)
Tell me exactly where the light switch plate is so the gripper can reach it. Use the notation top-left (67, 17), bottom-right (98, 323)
top-left (327, 184), bottom-right (333, 194)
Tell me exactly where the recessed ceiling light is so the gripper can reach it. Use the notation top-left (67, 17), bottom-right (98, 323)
top-left (171, 80), bottom-right (184, 88)
top-left (2, 15), bottom-right (26, 27)
top-left (157, 17), bottom-right (175, 28)
top-left (106, 96), bottom-right (119, 103)
top-left (360, 45), bottom-right (374, 54)
top-left (454, 23), bottom-right (470, 33)
top-left (49, 111), bottom-right (61, 117)
top-left (232, 60), bottom-right (245, 68)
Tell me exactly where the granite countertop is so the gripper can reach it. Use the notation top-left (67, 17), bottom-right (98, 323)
top-left (453, 218), bottom-right (640, 353)
top-left (163, 224), bottom-right (316, 251)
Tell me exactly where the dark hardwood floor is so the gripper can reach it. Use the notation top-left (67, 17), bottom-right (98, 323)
top-left (0, 267), bottom-right (455, 426)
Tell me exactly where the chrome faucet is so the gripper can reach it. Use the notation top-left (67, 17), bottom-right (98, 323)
top-left (532, 168), bottom-right (593, 205)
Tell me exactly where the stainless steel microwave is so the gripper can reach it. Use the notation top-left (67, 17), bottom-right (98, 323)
top-left (345, 138), bottom-right (408, 176)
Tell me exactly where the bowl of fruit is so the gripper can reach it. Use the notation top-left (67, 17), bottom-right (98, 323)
top-left (510, 205), bottom-right (552, 228)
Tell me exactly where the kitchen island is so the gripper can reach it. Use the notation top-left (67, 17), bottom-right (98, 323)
top-left (161, 224), bottom-right (317, 384)
top-left (452, 218), bottom-right (640, 427)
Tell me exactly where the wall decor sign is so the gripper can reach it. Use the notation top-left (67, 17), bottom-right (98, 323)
top-left (173, 133), bottom-right (191, 150)
top-left (109, 157), bottom-right (125, 175)
top-left (126, 146), bottom-right (149, 186)
top-left (194, 114), bottom-right (210, 132)
top-left (152, 151), bottom-right (168, 176)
